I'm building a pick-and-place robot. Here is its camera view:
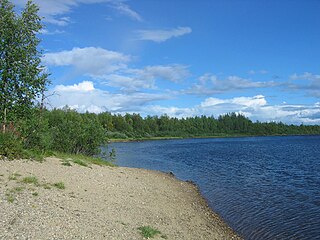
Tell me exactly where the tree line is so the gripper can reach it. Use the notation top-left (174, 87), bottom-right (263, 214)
top-left (96, 111), bottom-right (320, 138)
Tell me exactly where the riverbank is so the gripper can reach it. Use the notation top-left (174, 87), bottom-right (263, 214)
top-left (0, 157), bottom-right (241, 240)
top-left (107, 133), bottom-right (313, 143)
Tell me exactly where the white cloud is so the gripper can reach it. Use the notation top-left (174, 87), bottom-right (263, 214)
top-left (49, 80), bottom-right (170, 114)
top-left (201, 95), bottom-right (267, 109)
top-left (289, 72), bottom-right (320, 97)
top-left (142, 65), bottom-right (190, 83)
top-left (248, 70), bottom-right (268, 75)
top-left (43, 47), bottom-right (130, 75)
top-left (39, 29), bottom-right (65, 35)
top-left (48, 81), bottom-right (320, 124)
top-left (13, 0), bottom-right (141, 25)
top-left (101, 64), bottom-right (189, 91)
top-left (136, 27), bottom-right (192, 43)
top-left (186, 74), bottom-right (278, 95)
top-left (101, 74), bottom-right (156, 91)
top-left (290, 72), bottom-right (320, 82)
top-left (198, 96), bottom-right (320, 124)
top-left (54, 81), bottom-right (95, 92)
top-left (44, 47), bottom-right (189, 92)
top-left (110, 1), bottom-right (142, 21)
top-left (138, 96), bottom-right (320, 125)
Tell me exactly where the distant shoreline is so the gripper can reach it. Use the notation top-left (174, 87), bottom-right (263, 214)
top-left (107, 133), bottom-right (320, 143)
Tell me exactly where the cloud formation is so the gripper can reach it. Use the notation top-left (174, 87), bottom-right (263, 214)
top-left (54, 81), bottom-right (95, 92)
top-left (49, 81), bottom-right (170, 113)
top-left (185, 74), bottom-right (279, 95)
top-left (48, 82), bottom-right (320, 125)
top-left (143, 95), bottom-right (320, 124)
top-left (44, 47), bottom-right (190, 92)
top-left (13, 0), bottom-right (142, 25)
top-left (101, 64), bottom-right (189, 91)
top-left (289, 72), bottom-right (320, 97)
top-left (136, 27), bottom-right (192, 42)
top-left (110, 1), bottom-right (142, 21)
top-left (43, 47), bottom-right (130, 75)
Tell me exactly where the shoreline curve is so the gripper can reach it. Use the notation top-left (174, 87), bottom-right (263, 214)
top-left (0, 157), bottom-right (241, 239)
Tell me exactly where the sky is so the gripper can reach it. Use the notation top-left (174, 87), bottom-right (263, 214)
top-left (13, 0), bottom-right (320, 124)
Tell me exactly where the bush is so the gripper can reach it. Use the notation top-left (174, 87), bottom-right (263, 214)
top-left (48, 109), bottom-right (105, 155)
top-left (0, 132), bottom-right (24, 159)
top-left (17, 110), bottom-right (52, 151)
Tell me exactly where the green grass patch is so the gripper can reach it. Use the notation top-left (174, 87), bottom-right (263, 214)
top-left (11, 186), bottom-right (24, 193)
top-left (138, 226), bottom-right (161, 239)
top-left (5, 193), bottom-right (15, 203)
top-left (21, 176), bottom-right (39, 185)
top-left (50, 151), bottom-right (115, 167)
top-left (42, 183), bottom-right (51, 189)
top-left (53, 182), bottom-right (65, 189)
top-left (8, 173), bottom-right (21, 181)
top-left (61, 161), bottom-right (72, 166)
top-left (72, 159), bottom-right (88, 167)
top-left (32, 192), bottom-right (38, 196)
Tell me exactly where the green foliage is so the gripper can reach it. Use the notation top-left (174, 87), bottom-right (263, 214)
top-left (48, 109), bottom-right (105, 155)
top-left (72, 159), bottom-right (88, 167)
top-left (53, 151), bottom-right (115, 167)
top-left (61, 161), bottom-right (72, 166)
top-left (0, 132), bottom-right (24, 159)
top-left (21, 176), bottom-right (38, 185)
top-left (53, 182), bottom-right (65, 190)
top-left (138, 226), bottom-right (161, 239)
top-left (8, 172), bottom-right (21, 180)
top-left (100, 112), bottom-right (320, 140)
top-left (6, 193), bottom-right (15, 203)
top-left (18, 109), bottom-right (52, 151)
top-left (0, 0), bottom-right (49, 126)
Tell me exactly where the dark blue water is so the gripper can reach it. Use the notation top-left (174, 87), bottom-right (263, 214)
top-left (103, 136), bottom-right (320, 240)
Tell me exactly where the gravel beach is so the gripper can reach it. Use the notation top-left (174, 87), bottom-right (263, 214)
top-left (0, 157), bottom-right (241, 240)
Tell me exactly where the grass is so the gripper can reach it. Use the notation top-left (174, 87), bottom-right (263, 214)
top-left (61, 161), bottom-right (72, 166)
top-left (138, 226), bottom-right (162, 239)
top-left (42, 183), bottom-right (51, 189)
top-left (72, 159), bottom-right (88, 167)
top-left (51, 151), bottom-right (115, 167)
top-left (5, 186), bottom-right (24, 203)
top-left (8, 172), bottom-right (21, 181)
top-left (32, 192), bottom-right (38, 196)
top-left (2, 150), bottom-right (115, 167)
top-left (21, 176), bottom-right (39, 185)
top-left (53, 181), bottom-right (65, 189)
top-left (11, 186), bottom-right (24, 193)
top-left (6, 193), bottom-right (15, 203)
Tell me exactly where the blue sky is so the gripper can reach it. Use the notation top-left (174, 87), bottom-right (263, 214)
top-left (13, 0), bottom-right (320, 124)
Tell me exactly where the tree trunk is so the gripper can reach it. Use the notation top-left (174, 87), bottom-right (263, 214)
top-left (2, 107), bottom-right (7, 133)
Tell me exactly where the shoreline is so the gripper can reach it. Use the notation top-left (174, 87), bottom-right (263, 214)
top-left (0, 157), bottom-right (241, 239)
top-left (107, 133), bottom-right (319, 143)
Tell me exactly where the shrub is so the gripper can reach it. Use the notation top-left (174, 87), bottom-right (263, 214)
top-left (0, 132), bottom-right (24, 159)
top-left (48, 109), bottom-right (105, 155)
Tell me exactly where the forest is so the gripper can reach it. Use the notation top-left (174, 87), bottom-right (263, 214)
top-left (2, 107), bottom-right (320, 160)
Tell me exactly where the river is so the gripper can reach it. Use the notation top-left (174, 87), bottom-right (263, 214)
top-left (103, 135), bottom-right (320, 239)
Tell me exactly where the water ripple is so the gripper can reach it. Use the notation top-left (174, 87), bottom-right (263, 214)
top-left (107, 135), bottom-right (320, 240)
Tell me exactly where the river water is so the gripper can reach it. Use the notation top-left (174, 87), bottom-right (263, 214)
top-left (103, 136), bottom-right (320, 239)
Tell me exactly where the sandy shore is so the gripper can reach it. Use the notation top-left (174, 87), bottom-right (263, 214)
top-left (0, 157), bottom-right (241, 240)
